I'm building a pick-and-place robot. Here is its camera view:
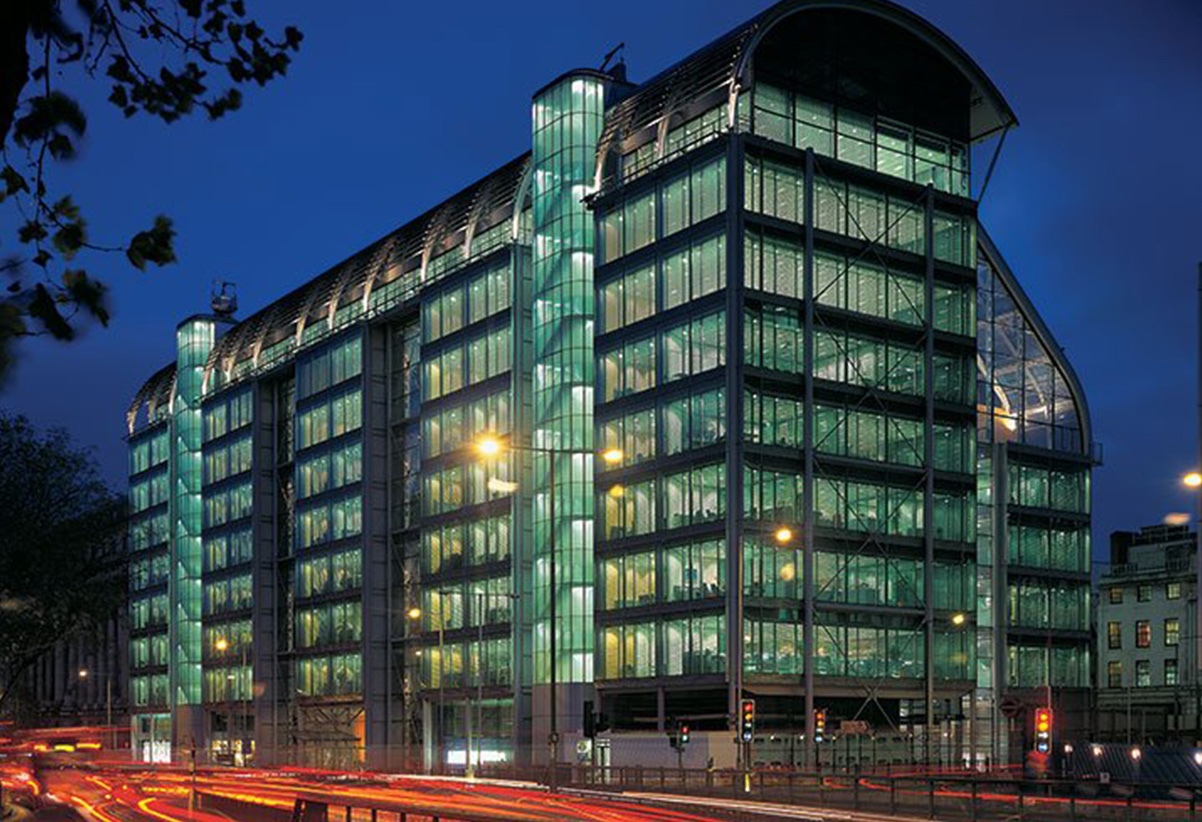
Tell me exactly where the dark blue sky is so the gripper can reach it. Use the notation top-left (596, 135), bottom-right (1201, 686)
top-left (4, 0), bottom-right (1201, 557)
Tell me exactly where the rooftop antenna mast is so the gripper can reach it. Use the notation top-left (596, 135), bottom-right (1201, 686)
top-left (211, 279), bottom-right (238, 318)
top-left (600, 42), bottom-right (626, 75)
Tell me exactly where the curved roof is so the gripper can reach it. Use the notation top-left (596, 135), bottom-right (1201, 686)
top-left (126, 362), bottom-right (176, 435)
top-left (204, 152), bottom-right (531, 389)
top-left (599, 0), bottom-right (1016, 161)
top-left (978, 227), bottom-right (1093, 456)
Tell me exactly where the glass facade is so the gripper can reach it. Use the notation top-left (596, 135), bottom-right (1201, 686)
top-left (531, 73), bottom-right (607, 687)
top-left (126, 0), bottom-right (1090, 772)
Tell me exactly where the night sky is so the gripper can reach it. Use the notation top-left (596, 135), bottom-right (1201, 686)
top-left (4, 0), bottom-right (1201, 562)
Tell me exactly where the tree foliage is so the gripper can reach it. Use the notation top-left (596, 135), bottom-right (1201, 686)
top-left (0, 412), bottom-right (126, 715)
top-left (0, 1), bottom-right (302, 384)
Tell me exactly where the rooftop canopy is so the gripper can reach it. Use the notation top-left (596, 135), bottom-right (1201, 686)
top-left (599, 0), bottom-right (1016, 164)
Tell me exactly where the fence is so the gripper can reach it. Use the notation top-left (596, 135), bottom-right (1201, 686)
top-left (476, 764), bottom-right (1202, 822)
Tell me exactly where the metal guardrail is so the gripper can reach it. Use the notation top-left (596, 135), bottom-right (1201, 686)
top-left (474, 764), bottom-right (1202, 822)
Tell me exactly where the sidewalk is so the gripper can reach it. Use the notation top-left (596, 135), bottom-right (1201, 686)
top-left (566, 786), bottom-right (945, 822)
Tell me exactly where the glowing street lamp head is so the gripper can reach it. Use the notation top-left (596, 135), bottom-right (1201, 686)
top-left (1130, 746), bottom-right (1142, 761)
top-left (601, 448), bottom-right (624, 465)
top-left (477, 437), bottom-right (502, 457)
top-left (775, 527), bottom-right (793, 545)
top-left (215, 638), bottom-right (229, 652)
top-left (1184, 472), bottom-right (1202, 489)
top-left (1092, 744), bottom-right (1103, 757)
top-left (77, 669), bottom-right (89, 679)
top-left (407, 607), bottom-right (422, 621)
top-left (951, 613), bottom-right (967, 627)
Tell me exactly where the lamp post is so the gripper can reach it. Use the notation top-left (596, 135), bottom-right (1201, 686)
top-left (475, 436), bottom-right (621, 790)
top-left (78, 668), bottom-right (114, 751)
top-left (215, 637), bottom-right (232, 762)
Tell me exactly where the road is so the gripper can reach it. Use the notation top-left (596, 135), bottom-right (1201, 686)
top-left (9, 766), bottom-right (763, 822)
top-left (2, 762), bottom-right (1194, 822)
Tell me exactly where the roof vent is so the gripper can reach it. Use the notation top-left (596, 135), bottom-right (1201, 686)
top-left (211, 280), bottom-right (238, 317)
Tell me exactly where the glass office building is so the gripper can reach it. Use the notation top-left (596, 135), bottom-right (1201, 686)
top-left (127, 0), bottom-right (1093, 770)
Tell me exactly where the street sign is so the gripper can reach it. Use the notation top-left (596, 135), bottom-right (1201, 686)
top-left (1000, 696), bottom-right (1022, 718)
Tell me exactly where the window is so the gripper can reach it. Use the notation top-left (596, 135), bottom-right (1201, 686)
top-left (1137, 584), bottom-right (1151, 602)
top-left (743, 465), bottom-right (803, 524)
top-left (662, 311), bottom-right (726, 383)
top-left (1167, 581), bottom-right (1182, 600)
top-left (745, 618), bottom-right (804, 675)
top-left (203, 387), bottom-right (253, 442)
top-left (298, 335), bottom-right (363, 397)
top-left (599, 479), bottom-right (656, 540)
top-left (1108, 587), bottom-right (1123, 604)
top-left (817, 551), bottom-right (924, 608)
top-left (663, 235), bottom-right (726, 310)
top-left (813, 477), bottom-right (923, 538)
top-left (813, 252), bottom-right (924, 326)
top-left (1107, 622), bottom-right (1121, 650)
top-left (297, 388), bottom-right (362, 449)
top-left (297, 494), bottom-right (363, 548)
top-left (600, 552), bottom-right (656, 610)
top-left (662, 614), bottom-right (725, 676)
top-left (744, 230), bottom-right (803, 298)
top-left (744, 305), bottom-right (802, 374)
top-left (1135, 620), bottom-right (1150, 648)
top-left (663, 463), bottom-right (725, 528)
top-left (1135, 660), bottom-right (1151, 688)
top-left (1107, 660), bottom-right (1122, 688)
top-left (663, 388), bottom-right (726, 455)
top-left (664, 538), bottom-right (725, 601)
top-left (598, 407), bottom-right (658, 468)
top-left (424, 285), bottom-right (464, 342)
top-left (744, 390), bottom-right (803, 449)
top-left (744, 538), bottom-right (801, 600)
top-left (599, 336), bottom-right (657, 401)
top-left (744, 157), bottom-right (803, 224)
top-left (1165, 618), bottom-right (1180, 646)
top-left (598, 622), bottom-right (656, 680)
top-left (1166, 659), bottom-right (1179, 686)
top-left (599, 265), bottom-right (656, 333)
top-left (467, 260), bottom-right (512, 324)
top-left (813, 330), bottom-right (925, 397)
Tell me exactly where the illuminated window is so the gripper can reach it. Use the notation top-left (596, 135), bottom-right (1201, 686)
top-left (1135, 620), bottom-right (1150, 648)
top-left (1107, 622), bottom-right (1121, 650)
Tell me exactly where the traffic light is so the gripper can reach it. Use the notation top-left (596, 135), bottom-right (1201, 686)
top-left (1034, 707), bottom-right (1053, 754)
top-left (740, 699), bottom-right (756, 743)
top-left (583, 700), bottom-right (609, 739)
top-left (668, 718), bottom-right (680, 750)
top-left (584, 700), bottom-right (595, 739)
top-left (679, 723), bottom-right (691, 746)
top-left (814, 709), bottom-right (827, 744)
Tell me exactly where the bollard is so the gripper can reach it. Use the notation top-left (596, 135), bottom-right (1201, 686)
top-left (970, 778), bottom-right (977, 822)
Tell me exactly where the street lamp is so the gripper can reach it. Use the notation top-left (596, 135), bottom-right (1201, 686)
top-left (1183, 470), bottom-right (1202, 731)
top-left (774, 527), bottom-right (794, 545)
top-left (474, 435), bottom-right (621, 790)
top-left (951, 613), bottom-right (968, 627)
top-left (77, 668), bottom-right (114, 751)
